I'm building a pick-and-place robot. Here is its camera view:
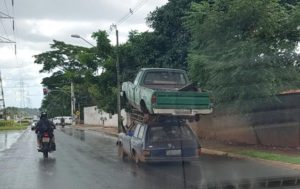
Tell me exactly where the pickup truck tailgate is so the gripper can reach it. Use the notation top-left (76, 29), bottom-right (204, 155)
top-left (152, 91), bottom-right (212, 115)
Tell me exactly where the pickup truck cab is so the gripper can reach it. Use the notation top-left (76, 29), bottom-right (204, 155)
top-left (122, 68), bottom-right (212, 118)
top-left (117, 118), bottom-right (201, 163)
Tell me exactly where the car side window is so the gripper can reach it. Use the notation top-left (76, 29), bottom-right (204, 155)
top-left (138, 125), bottom-right (145, 139)
top-left (133, 124), bottom-right (141, 138)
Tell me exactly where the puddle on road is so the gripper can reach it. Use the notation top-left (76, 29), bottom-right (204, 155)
top-left (60, 127), bottom-right (85, 141)
top-left (0, 131), bottom-right (23, 152)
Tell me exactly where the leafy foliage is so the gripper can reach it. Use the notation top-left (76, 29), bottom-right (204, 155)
top-left (185, 0), bottom-right (300, 111)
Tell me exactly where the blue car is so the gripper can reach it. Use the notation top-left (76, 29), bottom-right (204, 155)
top-left (116, 118), bottom-right (201, 164)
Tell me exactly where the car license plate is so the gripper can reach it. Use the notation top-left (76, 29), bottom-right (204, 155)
top-left (42, 137), bottom-right (50, 143)
top-left (166, 149), bottom-right (181, 156)
top-left (174, 109), bottom-right (191, 115)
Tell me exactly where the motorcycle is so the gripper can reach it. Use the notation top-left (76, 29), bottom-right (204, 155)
top-left (38, 132), bottom-right (55, 158)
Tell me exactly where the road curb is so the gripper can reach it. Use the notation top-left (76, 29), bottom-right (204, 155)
top-left (88, 129), bottom-right (119, 137)
top-left (74, 126), bottom-right (300, 171)
top-left (202, 148), bottom-right (300, 171)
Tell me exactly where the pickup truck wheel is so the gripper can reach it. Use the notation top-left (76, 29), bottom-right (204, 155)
top-left (195, 114), bottom-right (200, 122)
top-left (118, 145), bottom-right (126, 159)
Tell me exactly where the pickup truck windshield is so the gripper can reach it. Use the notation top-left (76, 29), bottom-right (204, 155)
top-left (148, 124), bottom-right (193, 142)
top-left (143, 71), bottom-right (187, 85)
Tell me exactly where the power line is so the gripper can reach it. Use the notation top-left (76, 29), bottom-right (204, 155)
top-left (3, 0), bottom-right (10, 15)
top-left (0, 1), bottom-right (16, 54)
top-left (109, 0), bottom-right (150, 34)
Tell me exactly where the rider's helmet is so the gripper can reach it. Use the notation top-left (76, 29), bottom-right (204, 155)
top-left (40, 112), bottom-right (47, 119)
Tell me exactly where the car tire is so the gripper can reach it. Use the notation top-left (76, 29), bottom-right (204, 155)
top-left (118, 144), bottom-right (125, 160)
top-left (134, 153), bottom-right (140, 165)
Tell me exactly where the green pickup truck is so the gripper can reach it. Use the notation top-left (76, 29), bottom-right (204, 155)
top-left (122, 68), bottom-right (213, 119)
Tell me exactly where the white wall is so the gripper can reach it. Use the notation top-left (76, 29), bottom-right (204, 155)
top-left (83, 106), bottom-right (127, 127)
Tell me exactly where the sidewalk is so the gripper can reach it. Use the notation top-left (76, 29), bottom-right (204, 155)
top-left (75, 124), bottom-right (118, 137)
top-left (75, 124), bottom-right (300, 170)
top-left (200, 139), bottom-right (300, 170)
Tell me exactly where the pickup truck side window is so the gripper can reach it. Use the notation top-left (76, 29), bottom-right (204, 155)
top-left (138, 125), bottom-right (145, 139)
top-left (133, 124), bottom-right (141, 138)
top-left (133, 71), bottom-right (142, 85)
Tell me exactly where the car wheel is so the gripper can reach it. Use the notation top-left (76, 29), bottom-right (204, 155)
top-left (118, 145), bottom-right (125, 160)
top-left (134, 153), bottom-right (140, 165)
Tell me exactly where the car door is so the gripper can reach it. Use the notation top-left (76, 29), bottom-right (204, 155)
top-left (123, 125), bottom-right (138, 154)
top-left (131, 124), bottom-right (145, 156)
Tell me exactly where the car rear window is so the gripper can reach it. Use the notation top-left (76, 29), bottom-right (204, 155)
top-left (143, 71), bottom-right (187, 85)
top-left (147, 124), bottom-right (193, 142)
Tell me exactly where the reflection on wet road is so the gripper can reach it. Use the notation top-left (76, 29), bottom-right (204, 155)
top-left (0, 127), bottom-right (299, 189)
top-left (0, 131), bottom-right (23, 152)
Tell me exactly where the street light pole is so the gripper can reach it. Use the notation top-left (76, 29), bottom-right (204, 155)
top-left (71, 34), bottom-right (95, 47)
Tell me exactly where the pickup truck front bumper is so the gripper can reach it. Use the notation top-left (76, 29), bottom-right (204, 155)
top-left (153, 108), bottom-right (213, 115)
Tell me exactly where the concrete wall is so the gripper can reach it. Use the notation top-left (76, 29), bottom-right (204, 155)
top-left (190, 93), bottom-right (300, 147)
top-left (83, 106), bottom-right (127, 127)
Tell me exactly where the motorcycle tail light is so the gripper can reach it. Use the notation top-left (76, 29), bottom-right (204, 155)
top-left (44, 133), bottom-right (49, 137)
top-left (197, 148), bottom-right (201, 156)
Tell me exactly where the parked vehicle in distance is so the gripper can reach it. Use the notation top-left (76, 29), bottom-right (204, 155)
top-left (30, 120), bottom-right (38, 130)
top-left (122, 68), bottom-right (213, 121)
top-left (52, 117), bottom-right (61, 125)
top-left (117, 117), bottom-right (201, 163)
top-left (63, 116), bottom-right (73, 125)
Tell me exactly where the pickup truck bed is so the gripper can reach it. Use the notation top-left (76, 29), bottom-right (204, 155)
top-left (122, 68), bottom-right (212, 117)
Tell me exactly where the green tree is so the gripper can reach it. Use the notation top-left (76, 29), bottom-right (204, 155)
top-left (34, 31), bottom-right (111, 115)
top-left (147, 0), bottom-right (203, 69)
top-left (185, 0), bottom-right (300, 111)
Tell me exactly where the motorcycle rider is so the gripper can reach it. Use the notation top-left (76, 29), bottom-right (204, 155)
top-left (35, 112), bottom-right (56, 150)
top-left (60, 117), bottom-right (65, 126)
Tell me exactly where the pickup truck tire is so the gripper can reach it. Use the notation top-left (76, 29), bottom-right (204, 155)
top-left (118, 144), bottom-right (126, 159)
top-left (140, 101), bottom-right (149, 114)
top-left (195, 114), bottom-right (200, 122)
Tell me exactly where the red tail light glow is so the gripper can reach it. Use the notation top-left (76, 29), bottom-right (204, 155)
top-left (197, 148), bottom-right (201, 156)
top-left (151, 95), bottom-right (157, 104)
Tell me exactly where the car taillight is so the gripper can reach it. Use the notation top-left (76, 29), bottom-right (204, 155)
top-left (142, 150), bottom-right (151, 157)
top-left (151, 95), bottom-right (157, 104)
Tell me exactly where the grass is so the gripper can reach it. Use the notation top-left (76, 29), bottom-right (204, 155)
top-left (235, 149), bottom-right (300, 165)
top-left (0, 123), bottom-right (28, 131)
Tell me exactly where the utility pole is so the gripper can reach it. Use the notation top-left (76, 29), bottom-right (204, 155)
top-left (0, 71), bottom-right (6, 119)
top-left (111, 24), bottom-right (122, 133)
top-left (71, 81), bottom-right (75, 126)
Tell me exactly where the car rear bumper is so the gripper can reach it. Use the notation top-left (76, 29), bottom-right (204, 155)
top-left (143, 156), bottom-right (199, 162)
top-left (153, 108), bottom-right (213, 115)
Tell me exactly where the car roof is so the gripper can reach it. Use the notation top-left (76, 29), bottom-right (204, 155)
top-left (146, 118), bottom-right (186, 128)
top-left (140, 68), bottom-right (186, 72)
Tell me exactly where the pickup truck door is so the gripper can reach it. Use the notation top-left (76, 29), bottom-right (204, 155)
top-left (131, 124), bottom-right (145, 156)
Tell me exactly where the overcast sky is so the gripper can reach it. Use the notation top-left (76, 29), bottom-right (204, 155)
top-left (0, 0), bottom-right (168, 108)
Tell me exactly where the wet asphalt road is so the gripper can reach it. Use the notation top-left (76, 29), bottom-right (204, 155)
top-left (0, 127), bottom-right (299, 189)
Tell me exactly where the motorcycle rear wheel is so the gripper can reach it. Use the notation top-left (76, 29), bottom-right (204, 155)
top-left (43, 151), bottom-right (48, 158)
